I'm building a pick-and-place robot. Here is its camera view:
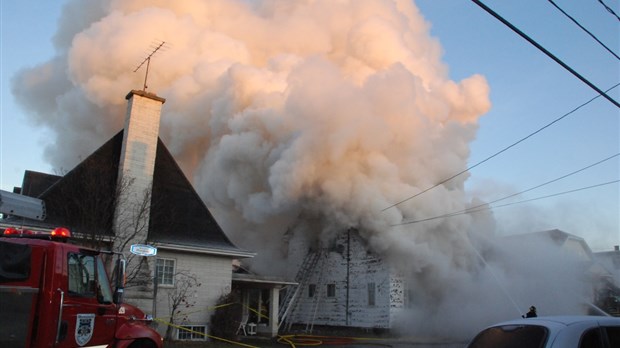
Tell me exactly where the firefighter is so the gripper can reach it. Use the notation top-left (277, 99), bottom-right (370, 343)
top-left (522, 306), bottom-right (537, 318)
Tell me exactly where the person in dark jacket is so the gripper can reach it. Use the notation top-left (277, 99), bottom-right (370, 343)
top-left (522, 306), bottom-right (537, 318)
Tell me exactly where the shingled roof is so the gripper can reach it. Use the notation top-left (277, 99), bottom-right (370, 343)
top-left (8, 130), bottom-right (248, 256)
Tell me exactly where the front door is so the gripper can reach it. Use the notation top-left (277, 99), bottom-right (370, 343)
top-left (56, 252), bottom-right (117, 347)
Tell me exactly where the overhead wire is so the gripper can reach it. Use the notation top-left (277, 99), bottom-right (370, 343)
top-left (381, 82), bottom-right (620, 212)
top-left (597, 0), bottom-right (620, 21)
top-left (548, 0), bottom-right (620, 61)
top-left (471, 0), bottom-right (620, 108)
top-left (461, 180), bottom-right (618, 215)
top-left (393, 153), bottom-right (619, 226)
top-left (394, 179), bottom-right (619, 226)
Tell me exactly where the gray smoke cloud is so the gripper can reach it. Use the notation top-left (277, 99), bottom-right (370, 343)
top-left (12, 0), bottom-right (593, 339)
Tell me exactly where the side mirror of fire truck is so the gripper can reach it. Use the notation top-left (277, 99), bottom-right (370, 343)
top-left (113, 258), bottom-right (126, 304)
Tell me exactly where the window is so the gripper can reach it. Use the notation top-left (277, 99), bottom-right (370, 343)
top-left (368, 282), bottom-right (376, 306)
top-left (95, 256), bottom-right (113, 303)
top-left (308, 284), bottom-right (316, 298)
top-left (579, 328), bottom-right (603, 348)
top-left (68, 253), bottom-right (96, 297)
top-left (156, 258), bottom-right (175, 286)
top-left (326, 283), bottom-right (336, 297)
top-left (468, 325), bottom-right (548, 348)
top-left (604, 327), bottom-right (620, 347)
top-left (177, 325), bottom-right (206, 340)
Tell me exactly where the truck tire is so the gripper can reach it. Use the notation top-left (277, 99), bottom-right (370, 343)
top-left (128, 339), bottom-right (157, 348)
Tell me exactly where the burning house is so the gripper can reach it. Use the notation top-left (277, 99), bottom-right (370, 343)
top-left (10, 0), bottom-right (616, 341)
top-left (280, 228), bottom-right (406, 331)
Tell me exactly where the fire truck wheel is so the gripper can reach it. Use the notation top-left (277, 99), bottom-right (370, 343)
top-left (128, 339), bottom-right (157, 348)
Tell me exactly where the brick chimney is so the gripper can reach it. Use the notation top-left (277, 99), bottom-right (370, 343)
top-left (115, 89), bottom-right (165, 240)
top-left (118, 90), bottom-right (166, 189)
top-left (114, 90), bottom-right (165, 310)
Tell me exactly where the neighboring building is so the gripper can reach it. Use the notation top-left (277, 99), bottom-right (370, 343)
top-left (594, 245), bottom-right (620, 284)
top-left (1, 90), bottom-right (255, 340)
top-left (593, 246), bottom-right (620, 316)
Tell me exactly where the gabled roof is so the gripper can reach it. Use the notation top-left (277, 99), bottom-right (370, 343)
top-left (20, 170), bottom-right (61, 197)
top-left (149, 137), bottom-right (242, 251)
top-left (4, 130), bottom-right (249, 256)
top-left (504, 229), bottom-right (593, 262)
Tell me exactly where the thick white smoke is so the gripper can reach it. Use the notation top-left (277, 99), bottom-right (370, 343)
top-left (12, 0), bottom-right (593, 339)
top-left (13, 0), bottom-right (489, 251)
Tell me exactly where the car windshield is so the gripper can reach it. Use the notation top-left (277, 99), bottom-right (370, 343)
top-left (468, 324), bottom-right (548, 348)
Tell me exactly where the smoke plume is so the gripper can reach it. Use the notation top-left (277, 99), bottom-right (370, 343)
top-left (12, 0), bottom-right (593, 339)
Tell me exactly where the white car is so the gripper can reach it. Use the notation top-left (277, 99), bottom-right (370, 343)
top-left (466, 316), bottom-right (620, 348)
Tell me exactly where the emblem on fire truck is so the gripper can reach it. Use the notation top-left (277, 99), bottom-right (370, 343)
top-left (75, 313), bottom-right (95, 346)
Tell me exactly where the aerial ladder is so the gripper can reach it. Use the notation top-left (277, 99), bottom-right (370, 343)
top-left (0, 189), bottom-right (46, 221)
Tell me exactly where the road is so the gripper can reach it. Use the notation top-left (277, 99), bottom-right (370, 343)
top-left (237, 336), bottom-right (468, 348)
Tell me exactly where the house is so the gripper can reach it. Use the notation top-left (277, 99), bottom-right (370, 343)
top-left (279, 228), bottom-right (406, 331)
top-left (594, 245), bottom-right (620, 284)
top-left (1, 90), bottom-right (259, 340)
top-left (593, 246), bottom-right (620, 316)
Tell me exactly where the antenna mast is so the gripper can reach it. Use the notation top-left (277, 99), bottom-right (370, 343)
top-left (133, 41), bottom-right (167, 92)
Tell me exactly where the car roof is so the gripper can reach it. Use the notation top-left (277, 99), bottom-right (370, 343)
top-left (490, 315), bottom-right (620, 328)
top-left (469, 316), bottom-right (620, 348)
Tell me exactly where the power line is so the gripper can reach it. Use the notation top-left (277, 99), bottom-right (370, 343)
top-left (597, 0), bottom-right (620, 21)
top-left (394, 153), bottom-right (619, 226)
top-left (394, 179), bottom-right (619, 226)
top-left (381, 82), bottom-right (620, 211)
top-left (471, 0), bottom-right (620, 108)
top-left (548, 0), bottom-right (619, 61)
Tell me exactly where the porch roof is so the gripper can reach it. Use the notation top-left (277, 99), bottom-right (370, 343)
top-left (232, 273), bottom-right (297, 288)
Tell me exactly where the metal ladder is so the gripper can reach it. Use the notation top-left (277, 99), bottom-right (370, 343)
top-left (278, 251), bottom-right (320, 332)
top-left (305, 251), bottom-right (327, 333)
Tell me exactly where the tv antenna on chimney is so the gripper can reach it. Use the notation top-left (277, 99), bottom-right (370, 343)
top-left (133, 40), bottom-right (168, 92)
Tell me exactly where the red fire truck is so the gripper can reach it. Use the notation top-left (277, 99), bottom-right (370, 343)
top-left (0, 190), bottom-right (163, 347)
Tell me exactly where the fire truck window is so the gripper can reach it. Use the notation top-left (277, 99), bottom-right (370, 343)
top-left (96, 257), bottom-right (113, 304)
top-left (68, 253), bottom-right (96, 297)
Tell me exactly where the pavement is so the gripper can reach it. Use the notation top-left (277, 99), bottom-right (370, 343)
top-left (164, 332), bottom-right (469, 347)
top-left (237, 335), bottom-right (468, 348)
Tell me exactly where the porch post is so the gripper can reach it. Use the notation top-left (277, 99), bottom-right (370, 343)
top-left (268, 287), bottom-right (280, 337)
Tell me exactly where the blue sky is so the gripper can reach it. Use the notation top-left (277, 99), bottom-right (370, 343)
top-left (415, 1), bottom-right (619, 250)
top-left (1, 0), bottom-right (618, 250)
top-left (1, 1), bottom-right (61, 188)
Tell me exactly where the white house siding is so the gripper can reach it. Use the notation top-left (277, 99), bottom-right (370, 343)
top-left (288, 230), bottom-right (403, 329)
top-left (153, 249), bottom-right (234, 337)
top-left (389, 275), bottom-right (406, 323)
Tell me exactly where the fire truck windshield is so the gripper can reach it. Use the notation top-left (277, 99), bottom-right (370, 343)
top-left (67, 253), bottom-right (113, 304)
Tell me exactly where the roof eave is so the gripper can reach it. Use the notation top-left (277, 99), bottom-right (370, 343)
top-left (155, 242), bottom-right (255, 258)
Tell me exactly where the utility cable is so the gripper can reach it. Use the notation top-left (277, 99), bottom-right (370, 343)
top-left (394, 179), bottom-right (619, 226)
top-left (394, 153), bottom-right (619, 226)
top-left (598, 0), bottom-right (620, 21)
top-left (471, 0), bottom-right (620, 108)
top-left (548, 0), bottom-right (620, 61)
top-left (382, 82), bottom-right (620, 212)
